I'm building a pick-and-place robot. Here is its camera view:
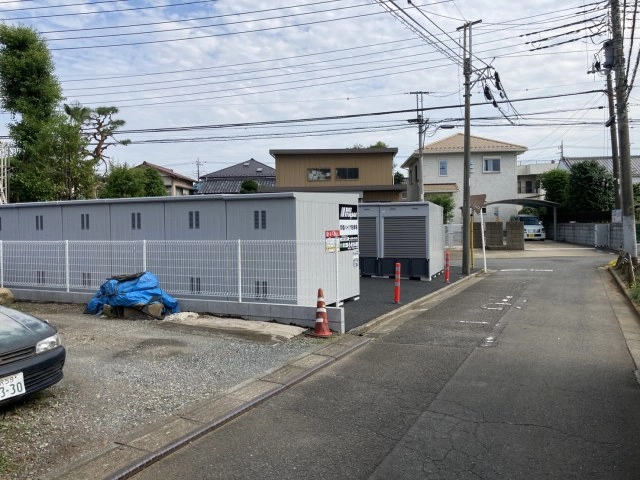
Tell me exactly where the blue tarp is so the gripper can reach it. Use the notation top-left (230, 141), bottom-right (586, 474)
top-left (85, 271), bottom-right (180, 317)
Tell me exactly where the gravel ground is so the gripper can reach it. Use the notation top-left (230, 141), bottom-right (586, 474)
top-left (0, 302), bottom-right (323, 480)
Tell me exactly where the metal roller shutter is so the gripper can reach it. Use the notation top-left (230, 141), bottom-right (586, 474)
top-left (383, 217), bottom-right (427, 257)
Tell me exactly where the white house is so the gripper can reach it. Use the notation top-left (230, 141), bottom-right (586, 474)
top-left (517, 161), bottom-right (558, 200)
top-left (401, 133), bottom-right (527, 224)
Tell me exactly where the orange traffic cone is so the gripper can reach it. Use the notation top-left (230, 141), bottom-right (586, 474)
top-left (309, 288), bottom-right (332, 338)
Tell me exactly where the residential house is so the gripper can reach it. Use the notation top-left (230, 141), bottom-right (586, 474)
top-left (135, 161), bottom-right (196, 196)
top-left (401, 133), bottom-right (527, 223)
top-left (517, 161), bottom-right (558, 200)
top-left (559, 156), bottom-right (640, 184)
top-left (198, 159), bottom-right (276, 194)
top-left (267, 148), bottom-right (406, 202)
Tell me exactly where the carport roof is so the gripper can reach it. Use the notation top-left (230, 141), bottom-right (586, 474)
top-left (485, 198), bottom-right (561, 208)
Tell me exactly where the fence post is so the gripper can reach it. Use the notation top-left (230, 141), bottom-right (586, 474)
top-left (65, 240), bottom-right (70, 292)
top-left (0, 240), bottom-right (3, 288)
top-left (237, 239), bottom-right (242, 303)
top-left (335, 246), bottom-right (341, 307)
top-left (142, 239), bottom-right (147, 272)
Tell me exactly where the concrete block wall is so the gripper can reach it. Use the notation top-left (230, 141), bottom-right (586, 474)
top-left (473, 222), bottom-right (483, 248)
top-left (506, 222), bottom-right (524, 250)
top-left (555, 223), bottom-right (595, 245)
top-left (484, 222), bottom-right (504, 247)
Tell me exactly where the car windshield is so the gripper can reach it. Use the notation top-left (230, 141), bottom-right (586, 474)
top-left (521, 217), bottom-right (540, 225)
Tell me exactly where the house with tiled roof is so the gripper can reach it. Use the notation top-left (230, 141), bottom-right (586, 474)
top-left (559, 156), bottom-right (640, 183)
top-left (401, 133), bottom-right (527, 223)
top-left (135, 161), bottom-right (196, 196)
top-left (198, 159), bottom-right (276, 194)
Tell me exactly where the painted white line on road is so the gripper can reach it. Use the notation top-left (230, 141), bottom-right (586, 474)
top-left (459, 321), bottom-right (490, 324)
top-left (500, 269), bottom-right (554, 272)
top-left (482, 336), bottom-right (495, 347)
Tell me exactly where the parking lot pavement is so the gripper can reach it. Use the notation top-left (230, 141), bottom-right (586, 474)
top-left (344, 266), bottom-right (465, 331)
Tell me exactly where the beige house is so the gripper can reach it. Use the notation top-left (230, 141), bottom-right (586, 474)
top-left (136, 161), bottom-right (196, 196)
top-left (268, 148), bottom-right (406, 202)
top-left (402, 133), bottom-right (527, 223)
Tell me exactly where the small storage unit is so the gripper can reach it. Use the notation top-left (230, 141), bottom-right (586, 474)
top-left (359, 202), bottom-right (444, 279)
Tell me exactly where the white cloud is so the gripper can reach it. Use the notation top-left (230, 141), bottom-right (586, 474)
top-left (0, 0), bottom-right (636, 180)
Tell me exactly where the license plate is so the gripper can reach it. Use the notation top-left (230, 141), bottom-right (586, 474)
top-left (0, 372), bottom-right (25, 401)
top-left (527, 233), bottom-right (535, 237)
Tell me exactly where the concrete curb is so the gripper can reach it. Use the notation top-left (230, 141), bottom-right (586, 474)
top-left (607, 266), bottom-right (640, 376)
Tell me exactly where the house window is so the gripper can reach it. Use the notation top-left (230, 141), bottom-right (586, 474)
top-left (35, 215), bottom-right (43, 231)
top-left (525, 180), bottom-right (534, 193)
top-left (81, 213), bottom-right (90, 230)
top-left (131, 212), bottom-right (141, 230)
top-left (189, 211), bottom-right (200, 229)
top-left (413, 165), bottom-right (418, 184)
top-left (307, 168), bottom-right (331, 181)
top-left (254, 210), bottom-right (266, 229)
top-left (439, 160), bottom-right (448, 176)
top-left (483, 157), bottom-right (501, 173)
top-left (335, 168), bottom-right (359, 180)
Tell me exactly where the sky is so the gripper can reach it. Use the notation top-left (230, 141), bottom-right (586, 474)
top-left (0, 0), bottom-right (637, 181)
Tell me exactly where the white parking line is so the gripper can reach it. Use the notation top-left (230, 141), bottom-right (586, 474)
top-left (500, 268), bottom-right (554, 272)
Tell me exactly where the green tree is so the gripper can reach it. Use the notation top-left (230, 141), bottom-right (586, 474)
top-left (99, 164), bottom-right (168, 198)
top-left (240, 179), bottom-right (259, 193)
top-left (0, 27), bottom-right (130, 202)
top-left (567, 160), bottom-right (614, 212)
top-left (140, 167), bottom-right (166, 196)
top-left (427, 193), bottom-right (455, 223)
top-left (347, 141), bottom-right (388, 149)
top-left (0, 26), bottom-right (62, 122)
top-left (86, 106), bottom-right (131, 172)
top-left (99, 163), bottom-right (146, 199)
top-left (393, 170), bottom-right (405, 185)
top-left (0, 25), bottom-right (66, 202)
top-left (538, 169), bottom-right (569, 206)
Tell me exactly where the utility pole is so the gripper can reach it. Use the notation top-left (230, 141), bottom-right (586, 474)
top-left (606, 70), bottom-right (622, 209)
top-left (409, 92), bottom-right (427, 202)
top-left (610, 0), bottom-right (636, 260)
top-left (458, 19), bottom-right (481, 276)
top-left (195, 157), bottom-right (205, 180)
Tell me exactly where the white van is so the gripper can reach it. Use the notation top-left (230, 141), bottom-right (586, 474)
top-left (516, 215), bottom-right (546, 241)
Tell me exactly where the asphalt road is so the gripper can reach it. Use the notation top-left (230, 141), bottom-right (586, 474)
top-left (129, 243), bottom-right (640, 479)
